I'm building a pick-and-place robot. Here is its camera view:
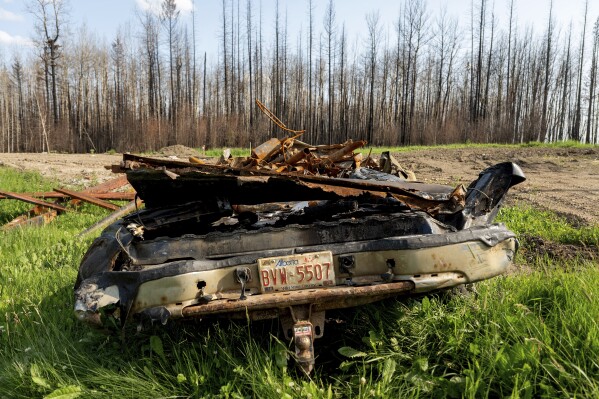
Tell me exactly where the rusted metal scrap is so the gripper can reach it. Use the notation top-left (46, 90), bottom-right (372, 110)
top-left (1, 176), bottom-right (137, 231)
top-left (191, 133), bottom-right (389, 179)
top-left (1, 205), bottom-right (58, 230)
top-left (117, 151), bottom-right (459, 215)
top-left (74, 138), bottom-right (526, 374)
top-left (223, 137), bottom-right (372, 177)
top-left (0, 191), bottom-right (70, 212)
top-left (0, 192), bottom-right (135, 201)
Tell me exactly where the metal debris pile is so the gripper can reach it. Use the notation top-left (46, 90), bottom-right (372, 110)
top-left (189, 135), bottom-right (416, 181)
top-left (120, 144), bottom-right (468, 220)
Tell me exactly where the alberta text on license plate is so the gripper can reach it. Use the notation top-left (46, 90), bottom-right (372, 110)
top-left (258, 251), bottom-right (335, 292)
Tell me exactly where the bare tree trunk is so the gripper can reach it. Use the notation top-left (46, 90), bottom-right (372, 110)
top-left (586, 18), bottom-right (599, 143)
top-left (324, 0), bottom-right (336, 144)
top-left (366, 12), bottom-right (380, 145)
top-left (540, 0), bottom-right (553, 142)
top-left (307, 0), bottom-right (314, 142)
top-left (247, 0), bottom-right (254, 127)
top-left (505, 0), bottom-right (514, 139)
top-left (572, 0), bottom-right (589, 142)
top-left (221, 0), bottom-right (229, 115)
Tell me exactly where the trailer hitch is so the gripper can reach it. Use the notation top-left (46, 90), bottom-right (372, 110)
top-left (280, 305), bottom-right (325, 374)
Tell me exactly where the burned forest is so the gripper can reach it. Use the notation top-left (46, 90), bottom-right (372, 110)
top-left (1, 0), bottom-right (599, 153)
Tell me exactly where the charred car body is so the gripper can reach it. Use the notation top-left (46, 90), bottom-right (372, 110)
top-left (74, 140), bottom-right (525, 373)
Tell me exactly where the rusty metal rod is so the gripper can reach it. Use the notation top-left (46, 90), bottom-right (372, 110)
top-left (77, 198), bottom-right (143, 237)
top-left (326, 140), bottom-right (367, 163)
top-left (181, 281), bottom-right (414, 318)
top-left (285, 148), bottom-right (311, 165)
top-left (0, 192), bottom-right (136, 201)
top-left (54, 188), bottom-right (120, 211)
top-left (0, 191), bottom-right (69, 212)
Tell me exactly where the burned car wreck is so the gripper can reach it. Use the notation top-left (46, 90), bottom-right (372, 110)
top-left (74, 139), bottom-right (525, 373)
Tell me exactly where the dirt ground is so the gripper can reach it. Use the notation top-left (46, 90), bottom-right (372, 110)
top-left (0, 146), bottom-right (598, 225)
top-left (394, 146), bottom-right (599, 226)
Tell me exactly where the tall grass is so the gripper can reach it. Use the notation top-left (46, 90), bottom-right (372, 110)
top-left (333, 268), bottom-right (599, 398)
top-left (498, 205), bottom-right (599, 247)
top-left (0, 168), bottom-right (597, 398)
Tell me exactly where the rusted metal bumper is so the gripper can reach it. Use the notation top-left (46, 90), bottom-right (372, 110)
top-left (180, 281), bottom-right (415, 319)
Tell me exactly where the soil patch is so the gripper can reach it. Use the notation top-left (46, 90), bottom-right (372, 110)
top-left (0, 153), bottom-right (121, 188)
top-left (519, 234), bottom-right (598, 264)
top-left (393, 146), bottom-right (599, 225)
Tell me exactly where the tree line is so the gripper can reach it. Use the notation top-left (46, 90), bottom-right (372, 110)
top-left (1, 0), bottom-right (598, 153)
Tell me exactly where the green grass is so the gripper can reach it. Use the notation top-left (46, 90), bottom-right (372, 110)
top-left (365, 139), bottom-right (597, 154)
top-left (498, 205), bottom-right (599, 247)
top-left (0, 168), bottom-right (598, 398)
top-left (332, 268), bottom-right (599, 398)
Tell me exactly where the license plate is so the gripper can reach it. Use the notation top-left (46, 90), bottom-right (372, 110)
top-left (258, 251), bottom-right (335, 292)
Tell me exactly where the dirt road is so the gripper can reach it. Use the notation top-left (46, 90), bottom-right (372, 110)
top-left (1, 146), bottom-right (597, 225)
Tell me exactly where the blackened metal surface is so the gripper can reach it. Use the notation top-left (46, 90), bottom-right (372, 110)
top-left (126, 169), bottom-right (339, 208)
top-left (443, 162), bottom-right (527, 229)
top-left (127, 212), bottom-right (445, 265)
top-left (122, 154), bottom-right (463, 211)
top-left (78, 223), bottom-right (515, 300)
top-left (125, 199), bottom-right (232, 234)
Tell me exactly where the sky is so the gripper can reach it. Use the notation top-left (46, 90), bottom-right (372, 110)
top-left (0, 0), bottom-right (598, 61)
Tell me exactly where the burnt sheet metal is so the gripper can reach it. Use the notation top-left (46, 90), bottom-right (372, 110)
top-left (75, 161), bottom-right (525, 289)
top-left (128, 199), bottom-right (232, 234)
top-left (78, 223), bottom-right (515, 282)
top-left (75, 155), bottom-right (525, 374)
top-left (121, 153), bottom-right (467, 213)
top-left (124, 212), bottom-right (450, 266)
top-left (442, 162), bottom-right (526, 229)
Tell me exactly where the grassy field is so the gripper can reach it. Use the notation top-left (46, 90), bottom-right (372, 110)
top-left (0, 166), bottom-right (598, 398)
